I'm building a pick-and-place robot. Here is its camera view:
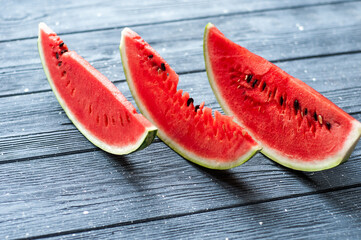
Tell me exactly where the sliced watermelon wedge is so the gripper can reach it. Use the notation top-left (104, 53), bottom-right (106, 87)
top-left (38, 23), bottom-right (157, 155)
top-left (120, 28), bottom-right (260, 169)
top-left (204, 23), bottom-right (361, 171)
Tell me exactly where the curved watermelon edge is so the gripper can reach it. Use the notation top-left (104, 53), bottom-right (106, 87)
top-left (261, 120), bottom-right (361, 171)
top-left (120, 27), bottom-right (260, 170)
top-left (38, 23), bottom-right (157, 155)
top-left (203, 23), bottom-right (239, 132)
top-left (157, 130), bottom-right (260, 170)
top-left (203, 22), bottom-right (361, 171)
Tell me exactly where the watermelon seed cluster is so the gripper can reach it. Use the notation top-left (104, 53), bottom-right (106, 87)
top-left (292, 99), bottom-right (331, 130)
top-left (55, 41), bottom-right (68, 67)
top-left (233, 70), bottom-right (333, 131)
top-left (53, 38), bottom-right (122, 129)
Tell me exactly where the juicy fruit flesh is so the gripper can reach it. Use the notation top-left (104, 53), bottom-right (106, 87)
top-left (39, 23), bottom-right (156, 151)
top-left (121, 28), bottom-right (259, 167)
top-left (204, 23), bottom-right (361, 167)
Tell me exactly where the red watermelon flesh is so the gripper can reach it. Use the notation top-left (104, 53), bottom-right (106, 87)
top-left (120, 28), bottom-right (260, 169)
top-left (204, 23), bottom-right (361, 171)
top-left (38, 23), bottom-right (157, 155)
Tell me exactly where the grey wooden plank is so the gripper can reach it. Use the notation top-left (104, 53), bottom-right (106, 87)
top-left (2, 1), bottom-right (361, 96)
top-left (1, 52), bottom-right (361, 162)
top-left (0, 144), bottom-right (360, 239)
top-left (2, 49), bottom-right (361, 100)
top-left (0, 0), bottom-right (351, 42)
top-left (44, 187), bottom-right (361, 240)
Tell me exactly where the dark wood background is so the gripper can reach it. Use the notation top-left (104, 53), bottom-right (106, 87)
top-left (1, 0), bottom-right (361, 239)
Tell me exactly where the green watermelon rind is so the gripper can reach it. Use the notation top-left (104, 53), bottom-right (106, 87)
top-left (203, 22), bottom-right (361, 171)
top-left (120, 28), bottom-right (260, 170)
top-left (156, 130), bottom-right (259, 170)
top-left (38, 23), bottom-right (157, 155)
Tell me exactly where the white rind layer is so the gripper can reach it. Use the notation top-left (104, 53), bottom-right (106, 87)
top-left (38, 23), bottom-right (156, 155)
top-left (204, 22), bottom-right (361, 171)
top-left (120, 27), bottom-right (260, 170)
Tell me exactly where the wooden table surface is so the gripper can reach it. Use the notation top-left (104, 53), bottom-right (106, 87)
top-left (1, 0), bottom-right (361, 239)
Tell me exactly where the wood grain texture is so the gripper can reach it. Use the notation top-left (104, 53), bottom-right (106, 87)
top-left (0, 145), bottom-right (360, 239)
top-left (0, 0), bottom-right (352, 41)
top-left (44, 187), bottom-right (361, 240)
top-left (1, 1), bottom-right (361, 97)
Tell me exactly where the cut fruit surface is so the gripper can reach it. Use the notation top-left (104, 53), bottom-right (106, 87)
top-left (38, 23), bottom-right (157, 155)
top-left (120, 28), bottom-right (260, 169)
top-left (204, 23), bottom-right (361, 171)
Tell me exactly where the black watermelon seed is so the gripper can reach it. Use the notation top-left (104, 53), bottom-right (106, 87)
top-left (194, 105), bottom-right (200, 112)
top-left (246, 74), bottom-right (253, 83)
top-left (262, 82), bottom-right (266, 91)
top-left (280, 96), bottom-right (284, 106)
top-left (161, 63), bottom-right (166, 71)
top-left (56, 52), bottom-right (59, 59)
top-left (294, 99), bottom-right (299, 112)
top-left (187, 98), bottom-right (194, 106)
top-left (58, 61), bottom-right (62, 66)
top-left (252, 79), bottom-right (258, 88)
top-left (61, 49), bottom-right (68, 54)
top-left (59, 42), bottom-right (64, 47)
top-left (304, 108), bottom-right (308, 115)
top-left (326, 122), bottom-right (331, 130)
top-left (313, 112), bottom-right (318, 121)
top-left (148, 54), bottom-right (153, 59)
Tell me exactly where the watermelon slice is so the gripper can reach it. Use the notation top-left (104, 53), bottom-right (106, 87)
top-left (204, 23), bottom-right (361, 171)
top-left (120, 28), bottom-right (260, 169)
top-left (38, 23), bottom-right (157, 155)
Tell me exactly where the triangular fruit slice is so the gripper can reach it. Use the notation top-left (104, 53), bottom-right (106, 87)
top-left (204, 23), bottom-right (361, 171)
top-left (120, 28), bottom-right (260, 169)
top-left (38, 23), bottom-right (157, 155)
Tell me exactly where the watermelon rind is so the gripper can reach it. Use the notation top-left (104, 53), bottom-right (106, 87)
top-left (120, 28), bottom-right (260, 170)
top-left (203, 22), bottom-right (361, 171)
top-left (260, 121), bottom-right (361, 171)
top-left (38, 23), bottom-right (157, 155)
